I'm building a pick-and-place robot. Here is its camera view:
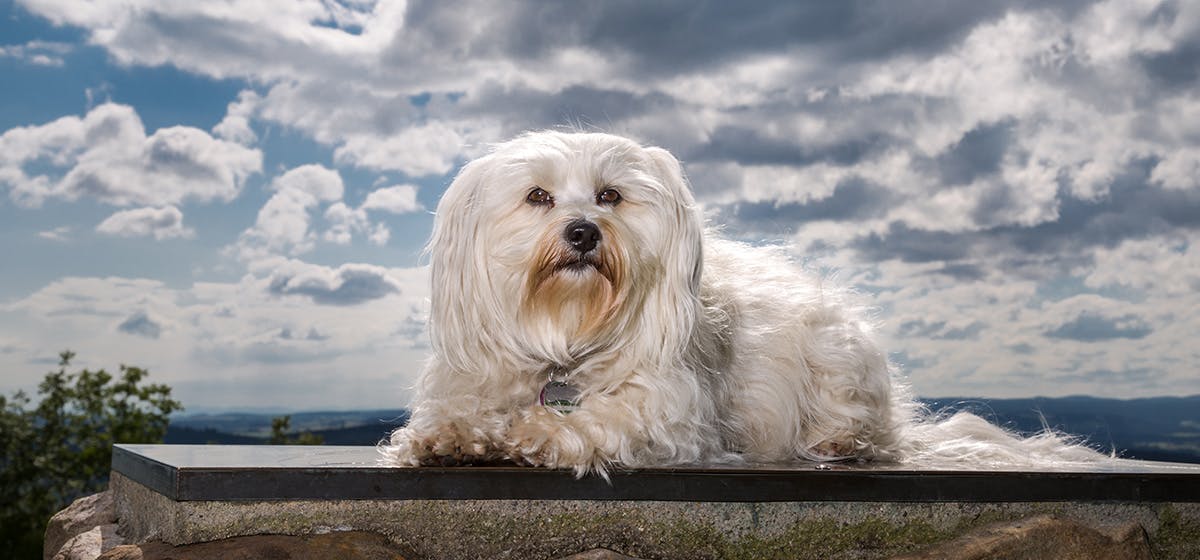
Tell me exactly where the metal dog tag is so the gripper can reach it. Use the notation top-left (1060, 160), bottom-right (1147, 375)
top-left (540, 381), bottom-right (581, 414)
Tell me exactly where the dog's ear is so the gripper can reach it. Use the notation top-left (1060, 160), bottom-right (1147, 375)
top-left (638, 145), bottom-right (707, 359)
top-left (645, 146), bottom-right (704, 292)
top-left (427, 156), bottom-right (490, 373)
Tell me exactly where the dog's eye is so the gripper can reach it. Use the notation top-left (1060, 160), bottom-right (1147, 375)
top-left (597, 188), bottom-right (622, 205)
top-left (527, 187), bottom-right (553, 207)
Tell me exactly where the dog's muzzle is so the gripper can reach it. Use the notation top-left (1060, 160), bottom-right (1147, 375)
top-left (564, 219), bottom-right (601, 254)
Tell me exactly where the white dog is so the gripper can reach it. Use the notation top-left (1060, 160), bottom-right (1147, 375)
top-left (383, 131), bottom-right (1102, 475)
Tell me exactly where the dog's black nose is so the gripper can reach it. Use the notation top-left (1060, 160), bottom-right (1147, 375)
top-left (564, 219), bottom-right (601, 254)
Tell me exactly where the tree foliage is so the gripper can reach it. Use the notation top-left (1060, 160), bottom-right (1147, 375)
top-left (268, 415), bottom-right (324, 445)
top-left (0, 351), bottom-right (182, 558)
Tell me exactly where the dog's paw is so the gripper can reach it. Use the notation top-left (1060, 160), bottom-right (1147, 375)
top-left (505, 406), bottom-right (562, 467)
top-left (505, 406), bottom-right (599, 474)
top-left (810, 437), bottom-right (858, 460)
top-left (385, 418), bottom-right (500, 467)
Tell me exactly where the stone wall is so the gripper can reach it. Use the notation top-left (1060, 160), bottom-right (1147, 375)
top-left (44, 471), bottom-right (1200, 560)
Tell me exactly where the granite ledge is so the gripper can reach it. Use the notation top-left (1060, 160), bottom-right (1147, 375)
top-left (112, 444), bottom-right (1200, 503)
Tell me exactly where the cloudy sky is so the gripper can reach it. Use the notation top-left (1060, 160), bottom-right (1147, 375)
top-left (2, 0), bottom-right (1198, 412)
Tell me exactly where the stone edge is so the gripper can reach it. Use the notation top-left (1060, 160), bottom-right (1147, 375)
top-left (109, 470), bottom-right (1200, 560)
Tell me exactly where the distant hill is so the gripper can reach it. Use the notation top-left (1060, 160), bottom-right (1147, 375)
top-left (166, 409), bottom-right (409, 445)
top-left (164, 426), bottom-right (263, 445)
top-left (163, 396), bottom-right (1200, 463)
top-left (168, 409), bottom-right (409, 440)
top-left (305, 423), bottom-right (399, 446)
top-left (164, 423), bottom-right (400, 446)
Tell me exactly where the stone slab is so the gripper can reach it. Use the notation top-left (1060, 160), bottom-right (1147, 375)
top-left (107, 445), bottom-right (1200, 558)
top-left (112, 444), bottom-right (1200, 503)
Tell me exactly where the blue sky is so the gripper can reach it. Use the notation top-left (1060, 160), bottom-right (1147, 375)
top-left (2, 0), bottom-right (1198, 411)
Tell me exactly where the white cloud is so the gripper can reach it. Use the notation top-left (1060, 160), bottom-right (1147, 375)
top-left (233, 165), bottom-right (409, 258)
top-left (0, 103), bottom-right (262, 207)
top-left (1075, 0), bottom-right (1195, 63)
top-left (10, 0), bottom-right (1200, 403)
top-left (13, 0), bottom-right (601, 178)
top-left (96, 206), bottom-right (195, 240)
top-left (1150, 148), bottom-right (1200, 190)
top-left (37, 226), bottom-right (72, 242)
top-left (367, 222), bottom-right (391, 245)
top-left (269, 162), bottom-right (344, 200)
top-left (1084, 235), bottom-right (1200, 296)
top-left (322, 202), bottom-right (368, 245)
top-left (0, 265), bottom-right (432, 409)
top-left (323, 201), bottom-right (394, 246)
top-left (212, 90), bottom-right (260, 146)
top-left (233, 164), bottom-right (344, 259)
top-left (0, 40), bottom-right (72, 66)
top-left (863, 259), bottom-right (1200, 399)
top-left (254, 81), bottom-right (506, 176)
top-left (332, 121), bottom-right (465, 176)
top-left (18, 0), bottom-right (403, 81)
top-left (840, 6), bottom-right (1196, 209)
top-left (361, 184), bottom-right (421, 214)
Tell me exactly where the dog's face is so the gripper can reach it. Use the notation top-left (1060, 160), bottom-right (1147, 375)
top-left (429, 132), bottom-right (703, 370)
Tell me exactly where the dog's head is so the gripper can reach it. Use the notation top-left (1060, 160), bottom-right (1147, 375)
top-left (429, 131), bottom-right (703, 371)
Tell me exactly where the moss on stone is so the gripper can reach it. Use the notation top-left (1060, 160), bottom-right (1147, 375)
top-left (632, 510), bottom-right (959, 560)
top-left (728, 517), bottom-right (949, 559)
top-left (176, 500), bottom-right (1118, 560)
top-left (368, 503), bottom-right (970, 559)
top-left (1153, 504), bottom-right (1200, 560)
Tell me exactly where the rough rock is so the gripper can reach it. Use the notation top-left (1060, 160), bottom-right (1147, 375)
top-left (555, 549), bottom-right (645, 560)
top-left (52, 524), bottom-right (125, 560)
top-left (95, 531), bottom-right (408, 560)
top-left (44, 490), bottom-right (120, 560)
top-left (94, 535), bottom-right (651, 560)
top-left (890, 514), bottom-right (1151, 560)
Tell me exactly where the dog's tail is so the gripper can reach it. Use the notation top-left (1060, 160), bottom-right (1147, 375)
top-left (890, 398), bottom-right (1118, 470)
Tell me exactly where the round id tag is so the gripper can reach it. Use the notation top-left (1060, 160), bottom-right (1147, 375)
top-left (540, 380), bottom-right (581, 414)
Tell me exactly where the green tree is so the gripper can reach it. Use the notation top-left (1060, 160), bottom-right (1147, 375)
top-left (268, 415), bottom-right (324, 445)
top-left (0, 351), bottom-right (182, 558)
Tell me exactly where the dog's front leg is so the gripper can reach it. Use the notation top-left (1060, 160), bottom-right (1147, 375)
top-left (504, 381), bottom-right (686, 476)
top-left (385, 400), bottom-right (508, 466)
top-left (504, 369), bottom-right (721, 476)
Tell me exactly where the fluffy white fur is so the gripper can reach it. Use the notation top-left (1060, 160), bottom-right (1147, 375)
top-left (383, 131), bottom-right (1106, 476)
